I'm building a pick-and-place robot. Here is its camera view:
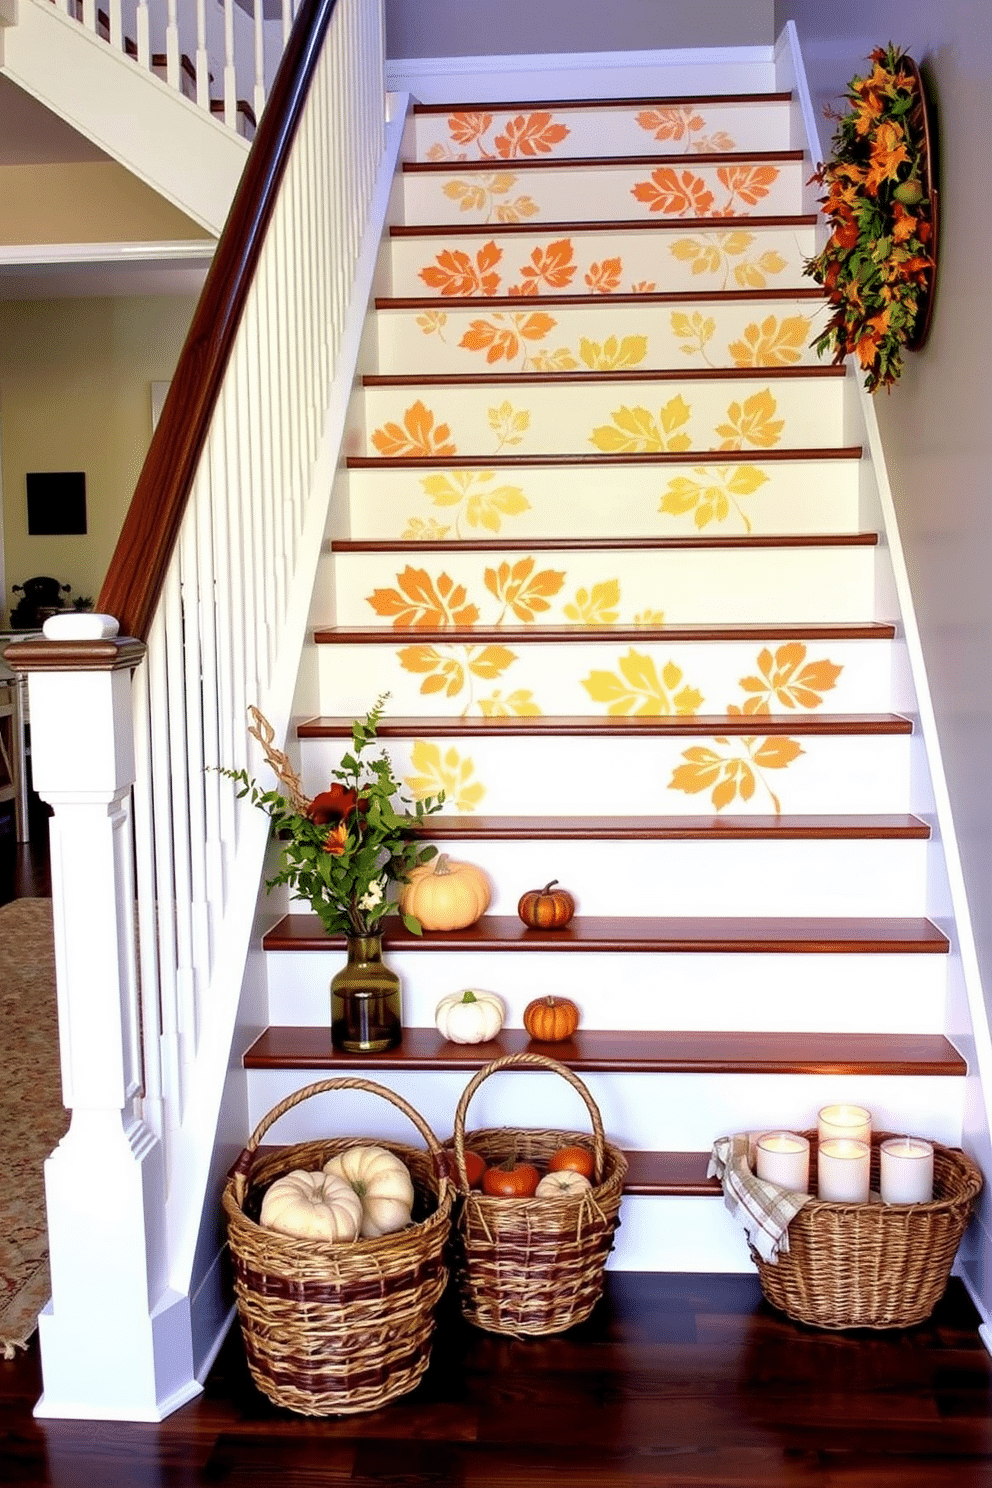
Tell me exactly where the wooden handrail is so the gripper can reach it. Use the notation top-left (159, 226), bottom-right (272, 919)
top-left (97, 0), bottom-right (340, 641)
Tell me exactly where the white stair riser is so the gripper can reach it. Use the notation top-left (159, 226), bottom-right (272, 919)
top-left (333, 546), bottom-right (876, 626)
top-left (373, 300), bottom-right (827, 376)
top-left (410, 100), bottom-right (795, 164)
top-left (301, 837), bottom-right (926, 917)
top-left (358, 379), bottom-right (845, 453)
top-left (301, 734), bottom-right (912, 815)
top-left (341, 461), bottom-right (864, 540)
top-left (266, 949), bottom-right (946, 1034)
top-left (245, 1068), bottom-right (964, 1155)
top-left (608, 1195), bottom-right (755, 1272)
top-left (402, 159), bottom-right (805, 226)
top-left (316, 637), bottom-right (892, 718)
top-left (386, 224), bottom-right (818, 299)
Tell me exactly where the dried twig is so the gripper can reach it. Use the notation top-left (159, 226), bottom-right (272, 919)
top-left (246, 706), bottom-right (311, 814)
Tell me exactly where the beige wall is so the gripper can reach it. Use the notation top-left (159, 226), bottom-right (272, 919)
top-left (385, 0), bottom-right (776, 57)
top-left (775, 2), bottom-right (992, 1000)
top-left (0, 295), bottom-right (197, 622)
top-left (0, 162), bottom-right (212, 245)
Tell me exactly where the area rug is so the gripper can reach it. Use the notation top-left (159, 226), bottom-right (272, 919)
top-left (0, 897), bottom-right (67, 1357)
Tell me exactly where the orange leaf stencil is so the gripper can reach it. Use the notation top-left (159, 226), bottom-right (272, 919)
top-left (419, 242), bottom-right (503, 297)
top-left (632, 168), bottom-right (715, 217)
top-left (370, 401), bottom-right (456, 458)
top-left (717, 165), bottom-right (779, 211)
top-left (494, 112), bottom-right (570, 158)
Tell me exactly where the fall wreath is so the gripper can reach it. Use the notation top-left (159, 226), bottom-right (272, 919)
top-left (804, 45), bottom-right (937, 393)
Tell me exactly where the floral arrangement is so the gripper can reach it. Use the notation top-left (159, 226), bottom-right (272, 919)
top-left (228, 698), bottom-right (443, 937)
top-left (804, 44), bottom-right (934, 393)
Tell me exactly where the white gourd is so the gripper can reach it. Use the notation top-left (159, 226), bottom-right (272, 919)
top-left (434, 988), bottom-right (506, 1044)
top-left (259, 1168), bottom-right (363, 1241)
top-left (535, 1170), bottom-right (593, 1199)
top-left (324, 1144), bottom-right (415, 1238)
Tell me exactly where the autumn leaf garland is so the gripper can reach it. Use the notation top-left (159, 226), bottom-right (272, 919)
top-left (804, 44), bottom-right (935, 392)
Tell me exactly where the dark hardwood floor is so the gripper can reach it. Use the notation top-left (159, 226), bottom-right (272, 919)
top-left (4, 805), bottom-right (992, 1484)
top-left (3, 1273), bottom-right (992, 1486)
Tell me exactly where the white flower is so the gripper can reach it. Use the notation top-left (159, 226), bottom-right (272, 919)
top-left (358, 878), bottom-right (386, 912)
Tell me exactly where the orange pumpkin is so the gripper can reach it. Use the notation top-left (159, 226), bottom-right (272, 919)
top-left (522, 995), bottom-right (580, 1043)
top-left (517, 880), bottom-right (576, 929)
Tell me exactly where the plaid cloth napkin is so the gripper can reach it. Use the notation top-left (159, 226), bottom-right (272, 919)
top-left (708, 1133), bottom-right (812, 1263)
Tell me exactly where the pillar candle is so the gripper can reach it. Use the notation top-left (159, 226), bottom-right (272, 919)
top-left (817, 1137), bottom-right (871, 1202)
top-left (817, 1104), bottom-right (872, 1145)
top-left (755, 1132), bottom-right (810, 1192)
top-left (879, 1137), bottom-right (934, 1204)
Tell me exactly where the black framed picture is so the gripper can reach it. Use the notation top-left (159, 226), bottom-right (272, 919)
top-left (26, 471), bottom-right (87, 536)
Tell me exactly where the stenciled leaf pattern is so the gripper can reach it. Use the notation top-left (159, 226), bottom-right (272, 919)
top-left (563, 579), bottom-right (621, 625)
top-left (634, 106), bottom-right (738, 156)
top-left (420, 468), bottom-right (532, 538)
top-left (590, 396), bottom-right (692, 454)
top-left (585, 257), bottom-right (624, 293)
top-left (459, 311), bottom-right (557, 366)
top-left (715, 389), bottom-right (784, 451)
top-left (494, 112), bottom-right (570, 159)
top-left (418, 240), bottom-right (502, 296)
top-left (416, 310), bottom-right (447, 340)
top-left (370, 401), bottom-right (456, 458)
top-left (582, 651), bottom-right (704, 717)
top-left (669, 230), bottom-right (789, 291)
top-left (716, 164), bottom-right (779, 214)
top-left (728, 315), bottom-right (812, 368)
top-left (405, 740), bottom-right (486, 813)
top-left (479, 690), bottom-right (542, 717)
top-left (578, 335), bottom-right (649, 371)
top-left (448, 113), bottom-right (493, 150)
top-left (659, 465), bottom-right (769, 534)
top-left (487, 401), bottom-right (531, 450)
top-left (401, 516), bottom-right (451, 541)
top-left (530, 346), bottom-right (581, 371)
top-left (669, 735), bottom-right (804, 813)
top-left (441, 173), bottom-right (539, 224)
top-left (671, 310), bottom-right (717, 361)
top-left (397, 642), bottom-right (518, 713)
top-left (484, 557), bottom-right (566, 622)
top-left (366, 567), bottom-right (480, 629)
top-left (509, 238), bottom-right (576, 294)
top-left (631, 168), bottom-right (715, 217)
top-left (737, 643), bottom-right (843, 714)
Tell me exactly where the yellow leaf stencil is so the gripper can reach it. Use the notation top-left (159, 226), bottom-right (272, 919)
top-left (738, 643), bottom-right (843, 713)
top-left (728, 314), bottom-right (812, 368)
top-left (563, 580), bottom-right (621, 625)
top-left (715, 389), bottom-right (784, 451)
top-left (659, 465), bottom-right (768, 533)
top-left (582, 649), bottom-right (703, 717)
top-left (479, 689), bottom-right (542, 717)
top-left (590, 397), bottom-right (693, 454)
top-left (668, 734), bottom-right (802, 813)
top-left (578, 335), bottom-right (649, 370)
top-left (405, 740), bottom-right (485, 813)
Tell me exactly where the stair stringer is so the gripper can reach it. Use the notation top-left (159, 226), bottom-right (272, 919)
top-left (776, 20), bottom-right (992, 1329)
top-left (159, 98), bottom-right (414, 1383)
top-left (0, 0), bottom-right (248, 234)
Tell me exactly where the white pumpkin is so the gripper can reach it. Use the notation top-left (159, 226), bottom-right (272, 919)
top-left (324, 1144), bottom-right (415, 1238)
top-left (259, 1168), bottom-right (363, 1242)
top-left (535, 1170), bottom-right (593, 1200)
top-left (434, 988), bottom-right (505, 1044)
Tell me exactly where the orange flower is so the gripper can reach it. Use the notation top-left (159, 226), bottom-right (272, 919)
top-left (322, 821), bottom-right (349, 856)
top-left (855, 330), bottom-right (880, 370)
top-left (832, 221), bottom-right (860, 251)
top-left (308, 782), bottom-right (360, 824)
top-left (865, 121), bottom-right (910, 193)
top-left (891, 203), bottom-right (917, 242)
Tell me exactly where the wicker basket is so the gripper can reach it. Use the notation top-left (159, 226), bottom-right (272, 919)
top-left (222, 1077), bottom-right (454, 1415)
top-left (753, 1130), bottom-right (983, 1329)
top-left (447, 1052), bottom-right (628, 1337)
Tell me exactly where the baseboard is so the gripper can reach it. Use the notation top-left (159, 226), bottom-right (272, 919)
top-left (386, 45), bottom-right (777, 105)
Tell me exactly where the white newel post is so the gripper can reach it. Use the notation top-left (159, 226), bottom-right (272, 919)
top-left (6, 626), bottom-right (200, 1422)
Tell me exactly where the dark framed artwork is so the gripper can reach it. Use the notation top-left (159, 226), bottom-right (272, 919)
top-left (26, 471), bottom-right (87, 536)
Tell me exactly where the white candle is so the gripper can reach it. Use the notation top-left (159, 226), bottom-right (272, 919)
top-left (817, 1104), bottom-right (872, 1145)
top-left (817, 1137), bottom-right (871, 1202)
top-left (755, 1131), bottom-right (810, 1192)
top-left (879, 1137), bottom-right (934, 1204)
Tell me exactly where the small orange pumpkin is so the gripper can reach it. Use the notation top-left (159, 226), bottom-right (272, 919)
top-left (522, 995), bottom-right (580, 1043)
top-left (517, 880), bottom-right (575, 929)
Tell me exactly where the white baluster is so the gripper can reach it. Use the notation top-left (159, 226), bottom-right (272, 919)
top-left (195, 0), bottom-right (210, 112)
top-left (253, 0), bottom-right (265, 122)
top-left (81, 0), bottom-right (96, 34)
top-left (13, 638), bottom-right (199, 1420)
top-left (166, 0), bottom-right (180, 92)
top-left (136, 0), bottom-right (150, 69)
top-left (223, 0), bottom-right (237, 131)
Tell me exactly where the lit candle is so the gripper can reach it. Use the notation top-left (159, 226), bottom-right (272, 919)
top-left (817, 1104), bottom-right (872, 1145)
top-left (817, 1137), bottom-right (871, 1202)
top-left (755, 1131), bottom-right (810, 1192)
top-left (879, 1137), bottom-right (934, 1204)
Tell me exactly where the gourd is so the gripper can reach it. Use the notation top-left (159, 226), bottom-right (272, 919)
top-left (517, 880), bottom-right (576, 929)
top-left (259, 1168), bottom-right (363, 1242)
top-left (481, 1157), bottom-right (541, 1198)
top-left (522, 995), bottom-right (581, 1043)
top-left (435, 988), bottom-right (505, 1044)
top-left (535, 1169), bottom-right (593, 1199)
top-left (399, 854), bottom-right (492, 931)
top-left (324, 1144), bottom-right (415, 1238)
top-left (548, 1145), bottom-right (595, 1179)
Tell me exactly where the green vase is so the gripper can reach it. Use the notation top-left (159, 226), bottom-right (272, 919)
top-left (330, 935), bottom-right (402, 1053)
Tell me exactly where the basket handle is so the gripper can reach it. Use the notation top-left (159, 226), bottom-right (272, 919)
top-left (230, 1076), bottom-right (450, 1207)
top-left (450, 1051), bottom-right (607, 1190)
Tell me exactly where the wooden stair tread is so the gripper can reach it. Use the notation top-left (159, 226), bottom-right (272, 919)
top-left (314, 621), bottom-right (896, 643)
top-left (376, 288), bottom-right (826, 311)
top-left (347, 448), bottom-right (864, 469)
top-left (391, 213), bottom-right (818, 238)
top-left (404, 149), bottom-right (804, 174)
top-left (412, 91), bottom-right (794, 114)
top-left (405, 813), bottom-right (930, 841)
top-left (261, 913), bottom-right (948, 955)
top-left (364, 367), bottom-right (846, 387)
top-left (330, 533), bottom-right (878, 553)
top-left (298, 712), bottom-right (912, 738)
top-left (243, 1025), bottom-right (962, 1073)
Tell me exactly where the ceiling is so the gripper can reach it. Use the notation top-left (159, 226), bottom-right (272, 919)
top-left (0, 75), bottom-right (214, 299)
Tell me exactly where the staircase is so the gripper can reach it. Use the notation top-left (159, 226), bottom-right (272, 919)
top-left (240, 82), bottom-right (970, 1272)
